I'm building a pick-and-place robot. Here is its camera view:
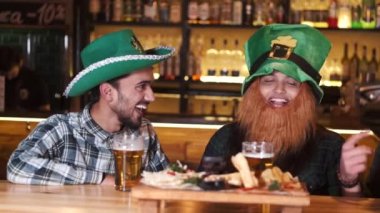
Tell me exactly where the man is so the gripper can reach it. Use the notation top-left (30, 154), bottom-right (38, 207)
top-left (199, 24), bottom-right (371, 196)
top-left (7, 29), bottom-right (174, 185)
top-left (0, 46), bottom-right (50, 112)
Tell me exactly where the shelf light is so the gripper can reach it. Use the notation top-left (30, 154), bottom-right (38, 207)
top-left (200, 76), bottom-right (245, 84)
top-left (320, 80), bottom-right (342, 87)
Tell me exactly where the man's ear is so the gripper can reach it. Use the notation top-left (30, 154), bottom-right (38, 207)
top-left (99, 83), bottom-right (114, 102)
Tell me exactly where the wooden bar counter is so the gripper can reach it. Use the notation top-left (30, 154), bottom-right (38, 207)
top-left (0, 180), bottom-right (380, 213)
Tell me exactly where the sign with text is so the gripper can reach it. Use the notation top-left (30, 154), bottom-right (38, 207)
top-left (0, 1), bottom-right (66, 26)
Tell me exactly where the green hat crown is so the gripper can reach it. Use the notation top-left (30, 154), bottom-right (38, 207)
top-left (243, 24), bottom-right (331, 102)
top-left (64, 29), bottom-right (174, 97)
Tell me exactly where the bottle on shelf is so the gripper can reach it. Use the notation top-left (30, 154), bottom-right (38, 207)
top-left (231, 39), bottom-right (244, 77)
top-left (188, 0), bottom-right (199, 24)
top-left (158, 0), bottom-right (170, 22)
top-left (169, 0), bottom-right (182, 23)
top-left (328, 0), bottom-right (338, 28)
top-left (367, 48), bottom-right (378, 82)
top-left (276, 3), bottom-right (285, 23)
top-left (359, 45), bottom-right (370, 83)
top-left (232, 0), bottom-right (243, 25)
top-left (203, 38), bottom-right (219, 76)
top-left (124, 0), bottom-right (133, 22)
top-left (252, 1), bottom-right (265, 26)
top-left (0, 74), bottom-right (4, 112)
top-left (89, 0), bottom-right (101, 21)
top-left (198, 0), bottom-right (211, 24)
top-left (209, 0), bottom-right (221, 24)
top-left (361, 0), bottom-right (376, 28)
top-left (349, 42), bottom-right (360, 83)
top-left (341, 42), bottom-right (350, 84)
top-left (103, 0), bottom-right (112, 22)
top-left (244, 0), bottom-right (253, 25)
top-left (113, 0), bottom-right (123, 21)
top-left (377, 0), bottom-right (380, 28)
top-left (221, 0), bottom-right (233, 24)
top-left (351, 3), bottom-right (362, 28)
top-left (219, 39), bottom-right (232, 76)
top-left (337, 0), bottom-right (352, 28)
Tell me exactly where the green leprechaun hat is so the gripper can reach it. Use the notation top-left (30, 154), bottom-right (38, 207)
top-left (63, 29), bottom-right (174, 97)
top-left (242, 24), bottom-right (331, 103)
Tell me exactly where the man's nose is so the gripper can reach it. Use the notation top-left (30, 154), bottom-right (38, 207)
top-left (274, 82), bottom-right (286, 94)
top-left (144, 86), bottom-right (155, 102)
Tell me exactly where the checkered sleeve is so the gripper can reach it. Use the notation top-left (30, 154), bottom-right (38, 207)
top-left (7, 117), bottom-right (103, 185)
top-left (143, 123), bottom-right (169, 172)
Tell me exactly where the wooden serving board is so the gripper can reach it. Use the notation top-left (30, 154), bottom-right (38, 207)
top-left (131, 184), bottom-right (310, 213)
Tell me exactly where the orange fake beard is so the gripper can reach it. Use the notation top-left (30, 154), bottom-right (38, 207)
top-left (237, 80), bottom-right (317, 158)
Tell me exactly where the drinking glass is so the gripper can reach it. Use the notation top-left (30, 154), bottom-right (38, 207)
top-left (242, 141), bottom-right (274, 177)
top-left (111, 132), bottom-right (144, 192)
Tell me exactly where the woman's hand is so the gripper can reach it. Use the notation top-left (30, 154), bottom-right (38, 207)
top-left (340, 132), bottom-right (372, 196)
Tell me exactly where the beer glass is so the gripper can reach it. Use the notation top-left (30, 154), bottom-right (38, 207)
top-left (242, 141), bottom-right (274, 177)
top-left (111, 132), bottom-right (144, 192)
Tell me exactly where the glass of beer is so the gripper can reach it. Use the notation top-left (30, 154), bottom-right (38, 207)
top-left (242, 141), bottom-right (274, 177)
top-left (111, 132), bottom-right (144, 192)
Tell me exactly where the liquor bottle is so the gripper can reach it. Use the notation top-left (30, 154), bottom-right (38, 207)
top-left (276, 3), bottom-right (285, 23)
top-left (351, 3), bottom-right (362, 28)
top-left (158, 0), bottom-right (169, 22)
top-left (231, 39), bottom-right (243, 76)
top-left (358, 45), bottom-right (369, 83)
top-left (124, 0), bottom-right (133, 22)
top-left (144, 0), bottom-right (159, 22)
top-left (349, 43), bottom-right (360, 82)
top-left (134, 0), bottom-right (143, 22)
top-left (188, 0), bottom-right (199, 24)
top-left (219, 39), bottom-right (232, 76)
top-left (337, 0), bottom-right (352, 28)
top-left (209, 0), bottom-right (220, 24)
top-left (340, 43), bottom-right (350, 84)
top-left (220, 0), bottom-right (233, 24)
top-left (113, 0), bottom-right (123, 21)
top-left (252, 1), bottom-right (265, 26)
top-left (232, 0), bottom-right (243, 25)
top-left (361, 0), bottom-right (376, 28)
top-left (328, 0), bottom-right (338, 28)
top-left (169, 0), bottom-right (181, 23)
top-left (377, 0), bottom-right (380, 28)
top-left (198, 0), bottom-right (211, 24)
top-left (367, 48), bottom-right (378, 82)
top-left (89, 0), bottom-right (101, 21)
top-left (244, 0), bottom-right (253, 25)
top-left (104, 0), bottom-right (112, 22)
top-left (266, 0), bottom-right (275, 24)
top-left (204, 38), bottom-right (219, 76)
top-left (0, 75), bottom-right (4, 112)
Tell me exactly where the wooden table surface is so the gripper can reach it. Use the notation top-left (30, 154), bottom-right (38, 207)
top-left (0, 180), bottom-right (379, 213)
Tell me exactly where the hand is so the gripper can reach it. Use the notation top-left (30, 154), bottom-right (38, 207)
top-left (340, 132), bottom-right (372, 182)
top-left (101, 174), bottom-right (115, 186)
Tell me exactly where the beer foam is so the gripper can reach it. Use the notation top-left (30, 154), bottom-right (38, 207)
top-left (243, 153), bottom-right (274, 159)
top-left (112, 143), bottom-right (144, 151)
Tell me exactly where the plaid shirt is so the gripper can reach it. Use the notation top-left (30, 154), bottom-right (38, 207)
top-left (7, 103), bottom-right (169, 185)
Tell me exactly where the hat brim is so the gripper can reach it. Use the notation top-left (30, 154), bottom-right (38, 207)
top-left (242, 59), bottom-right (324, 103)
top-left (64, 47), bottom-right (174, 97)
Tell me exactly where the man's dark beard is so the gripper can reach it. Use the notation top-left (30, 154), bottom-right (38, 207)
top-left (116, 92), bottom-right (141, 130)
top-left (236, 81), bottom-right (317, 159)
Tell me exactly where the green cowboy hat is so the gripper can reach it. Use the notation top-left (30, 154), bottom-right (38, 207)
top-left (242, 24), bottom-right (331, 103)
top-left (63, 29), bottom-right (174, 97)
